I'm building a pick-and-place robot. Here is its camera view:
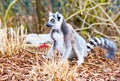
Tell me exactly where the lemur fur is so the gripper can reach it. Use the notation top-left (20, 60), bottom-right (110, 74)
top-left (46, 12), bottom-right (117, 65)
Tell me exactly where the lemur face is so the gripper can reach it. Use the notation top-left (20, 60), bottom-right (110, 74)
top-left (46, 12), bottom-right (63, 28)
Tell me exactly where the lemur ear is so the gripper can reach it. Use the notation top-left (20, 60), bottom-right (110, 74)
top-left (56, 12), bottom-right (60, 14)
top-left (49, 12), bottom-right (53, 16)
top-left (56, 12), bottom-right (61, 21)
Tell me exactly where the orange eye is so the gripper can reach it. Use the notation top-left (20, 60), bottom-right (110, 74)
top-left (51, 19), bottom-right (55, 23)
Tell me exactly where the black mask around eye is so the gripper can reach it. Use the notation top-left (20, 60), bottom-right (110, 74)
top-left (50, 19), bottom-right (55, 23)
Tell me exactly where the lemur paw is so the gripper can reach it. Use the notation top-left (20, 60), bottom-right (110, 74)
top-left (77, 58), bottom-right (84, 65)
top-left (42, 55), bottom-right (51, 59)
top-left (42, 55), bottom-right (48, 58)
top-left (61, 58), bottom-right (68, 64)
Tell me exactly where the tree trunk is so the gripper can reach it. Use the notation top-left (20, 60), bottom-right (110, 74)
top-left (36, 0), bottom-right (45, 33)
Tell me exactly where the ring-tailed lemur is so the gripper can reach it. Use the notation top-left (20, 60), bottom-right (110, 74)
top-left (46, 12), bottom-right (117, 65)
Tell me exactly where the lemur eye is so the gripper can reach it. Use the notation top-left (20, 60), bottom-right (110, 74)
top-left (51, 19), bottom-right (55, 23)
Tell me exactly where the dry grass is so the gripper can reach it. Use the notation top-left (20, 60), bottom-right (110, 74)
top-left (0, 25), bottom-right (26, 56)
top-left (26, 49), bottom-right (79, 81)
top-left (40, 58), bottom-right (78, 81)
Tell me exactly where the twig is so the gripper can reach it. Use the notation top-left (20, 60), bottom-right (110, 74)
top-left (94, 29), bottom-right (119, 39)
top-left (66, 9), bottom-right (86, 21)
top-left (66, 2), bottom-right (109, 21)
top-left (84, 62), bottom-right (102, 68)
top-left (81, 12), bottom-right (89, 28)
top-left (76, 15), bottom-right (90, 26)
top-left (99, 6), bottom-right (120, 35)
top-left (113, 12), bottom-right (120, 22)
top-left (3, 0), bottom-right (18, 25)
top-left (87, 12), bottom-right (109, 22)
top-left (75, 22), bottom-right (113, 31)
top-left (88, 2), bottom-right (108, 11)
top-left (94, 29), bottom-right (110, 38)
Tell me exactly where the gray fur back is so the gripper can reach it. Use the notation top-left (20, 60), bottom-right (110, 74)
top-left (74, 32), bottom-right (88, 57)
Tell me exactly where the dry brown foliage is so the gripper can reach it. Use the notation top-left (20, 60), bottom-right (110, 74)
top-left (0, 46), bottom-right (119, 81)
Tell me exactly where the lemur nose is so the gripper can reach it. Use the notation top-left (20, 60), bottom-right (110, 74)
top-left (46, 23), bottom-right (50, 27)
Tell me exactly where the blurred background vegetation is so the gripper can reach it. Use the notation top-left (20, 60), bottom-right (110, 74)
top-left (0, 0), bottom-right (120, 43)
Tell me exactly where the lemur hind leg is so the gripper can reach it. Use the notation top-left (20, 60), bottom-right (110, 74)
top-left (72, 42), bottom-right (84, 65)
top-left (72, 32), bottom-right (88, 65)
top-left (62, 31), bottom-right (84, 65)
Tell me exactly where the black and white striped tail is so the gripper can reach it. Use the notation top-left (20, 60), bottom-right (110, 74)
top-left (87, 37), bottom-right (117, 59)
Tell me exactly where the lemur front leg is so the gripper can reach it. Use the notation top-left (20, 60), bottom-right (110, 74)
top-left (47, 44), bottom-right (54, 58)
top-left (42, 45), bottom-right (54, 58)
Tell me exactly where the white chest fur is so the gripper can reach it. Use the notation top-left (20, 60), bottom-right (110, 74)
top-left (52, 30), bottom-right (65, 55)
